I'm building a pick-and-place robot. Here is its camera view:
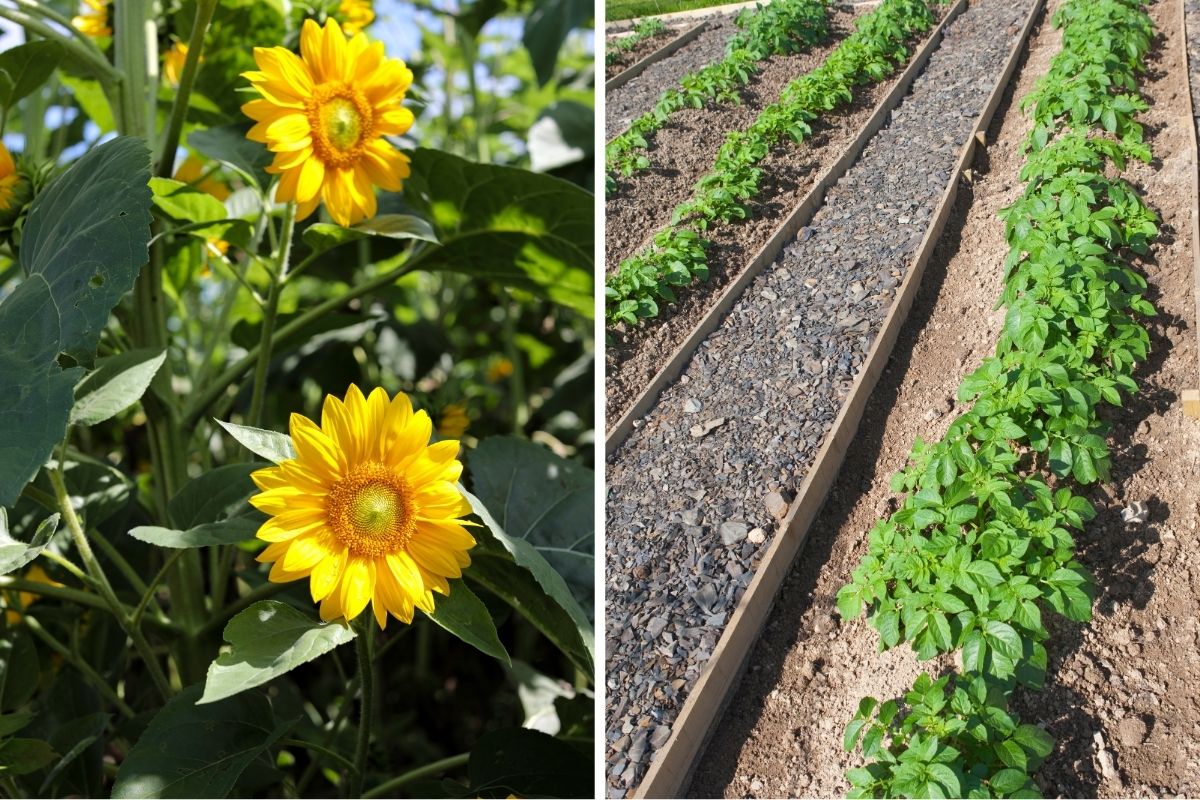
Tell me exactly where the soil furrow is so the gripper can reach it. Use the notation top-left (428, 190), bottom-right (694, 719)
top-left (604, 0), bottom-right (1037, 793)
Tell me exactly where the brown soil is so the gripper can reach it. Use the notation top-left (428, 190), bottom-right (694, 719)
top-left (605, 6), bottom-right (866, 270)
top-left (607, 27), bottom-right (683, 80)
top-left (684, 0), bottom-right (1200, 796)
top-left (605, 8), bottom-right (949, 429)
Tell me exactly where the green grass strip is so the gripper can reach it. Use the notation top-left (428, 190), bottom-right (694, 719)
top-left (607, 0), bottom-right (745, 22)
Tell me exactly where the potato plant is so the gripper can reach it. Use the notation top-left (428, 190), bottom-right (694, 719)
top-left (838, 0), bottom-right (1158, 794)
top-left (0, 0), bottom-right (595, 797)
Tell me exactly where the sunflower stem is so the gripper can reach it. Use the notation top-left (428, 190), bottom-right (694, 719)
top-left (48, 460), bottom-right (174, 701)
top-left (22, 615), bottom-right (137, 719)
top-left (351, 622), bottom-right (375, 798)
top-left (248, 201), bottom-right (297, 427)
top-left (184, 244), bottom-right (432, 430)
top-left (156, 0), bottom-right (218, 178)
top-left (0, 7), bottom-right (121, 87)
top-left (362, 753), bottom-right (470, 799)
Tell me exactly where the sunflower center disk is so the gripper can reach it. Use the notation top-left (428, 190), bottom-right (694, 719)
top-left (327, 463), bottom-right (415, 556)
top-left (321, 98), bottom-right (362, 152)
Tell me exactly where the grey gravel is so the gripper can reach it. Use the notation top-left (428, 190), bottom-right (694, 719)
top-left (606, 13), bottom-right (741, 138)
top-left (604, 0), bottom-right (1037, 793)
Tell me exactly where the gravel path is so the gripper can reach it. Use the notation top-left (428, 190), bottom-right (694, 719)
top-left (605, 12), bottom-right (741, 137)
top-left (604, 0), bottom-right (1037, 794)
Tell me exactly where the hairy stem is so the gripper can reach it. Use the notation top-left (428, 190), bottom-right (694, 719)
top-left (350, 623), bottom-right (375, 798)
top-left (49, 465), bottom-right (173, 700)
top-left (248, 201), bottom-right (297, 427)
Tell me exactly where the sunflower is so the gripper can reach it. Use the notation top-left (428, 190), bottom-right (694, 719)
top-left (339, 0), bottom-right (375, 35)
top-left (173, 154), bottom-right (231, 201)
top-left (71, 0), bottom-right (111, 38)
top-left (0, 144), bottom-right (19, 212)
top-left (241, 18), bottom-right (414, 227)
top-left (163, 41), bottom-right (201, 88)
top-left (249, 386), bottom-right (476, 628)
top-left (4, 565), bottom-right (63, 625)
top-left (437, 403), bottom-right (470, 438)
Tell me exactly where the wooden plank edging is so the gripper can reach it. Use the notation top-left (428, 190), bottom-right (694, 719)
top-left (628, 0), bottom-right (1047, 795)
top-left (607, 20), bottom-right (710, 93)
top-left (606, 0), bottom-right (969, 458)
top-left (1178, 0), bottom-right (1200, 417)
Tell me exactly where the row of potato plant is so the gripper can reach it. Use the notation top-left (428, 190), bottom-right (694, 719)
top-left (837, 0), bottom-right (1157, 795)
top-left (606, 0), bottom-right (937, 326)
top-left (605, 0), bottom-right (832, 186)
top-left (606, 17), bottom-right (669, 65)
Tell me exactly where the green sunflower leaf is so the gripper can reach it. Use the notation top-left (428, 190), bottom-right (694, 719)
top-left (216, 420), bottom-right (297, 464)
top-left (112, 684), bottom-right (293, 797)
top-left (404, 149), bottom-right (594, 317)
top-left (467, 437), bottom-right (593, 619)
top-left (70, 348), bottom-right (167, 427)
top-left (198, 601), bottom-right (356, 705)
top-left (424, 579), bottom-right (510, 665)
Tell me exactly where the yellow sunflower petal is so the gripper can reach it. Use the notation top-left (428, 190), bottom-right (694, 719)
top-left (281, 531), bottom-right (335, 573)
top-left (339, 556), bottom-right (374, 621)
top-left (309, 546), bottom-right (347, 601)
top-left (290, 413), bottom-right (342, 479)
top-left (295, 156), bottom-right (325, 204)
top-left (407, 535), bottom-right (463, 579)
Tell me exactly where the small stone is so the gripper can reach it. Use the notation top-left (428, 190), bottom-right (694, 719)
top-left (690, 417), bottom-right (727, 438)
top-left (720, 522), bottom-right (749, 545)
top-left (681, 508), bottom-right (700, 526)
top-left (693, 583), bottom-right (718, 613)
top-left (683, 398), bottom-right (702, 414)
top-left (1121, 501), bottom-right (1149, 524)
top-left (748, 527), bottom-right (767, 545)
top-left (923, 407), bottom-right (943, 422)
top-left (764, 491), bottom-right (789, 520)
top-left (750, 779), bottom-right (764, 793)
top-left (650, 724), bottom-right (671, 749)
top-left (627, 731), bottom-right (648, 763)
top-left (803, 358), bottom-right (823, 374)
top-left (646, 617), bottom-right (668, 639)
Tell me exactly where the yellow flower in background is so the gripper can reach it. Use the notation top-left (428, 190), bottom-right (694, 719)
top-left (174, 155), bottom-right (231, 266)
top-left (163, 41), bottom-right (201, 88)
top-left (4, 565), bottom-right (63, 625)
top-left (437, 403), bottom-right (470, 438)
top-left (339, 0), bottom-right (375, 35)
top-left (486, 357), bottom-right (514, 383)
top-left (72, 0), bottom-right (111, 38)
top-left (241, 18), bottom-right (415, 227)
top-left (173, 154), bottom-right (231, 201)
top-left (0, 144), bottom-right (19, 211)
top-left (249, 386), bottom-right (475, 628)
